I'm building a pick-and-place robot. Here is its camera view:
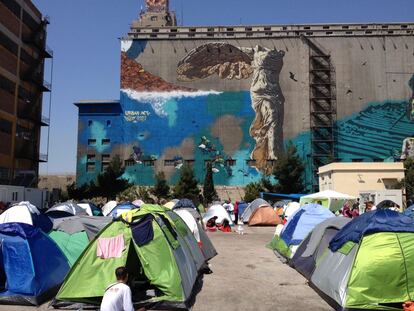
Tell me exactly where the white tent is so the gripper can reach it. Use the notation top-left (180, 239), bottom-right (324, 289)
top-left (300, 190), bottom-right (356, 212)
top-left (174, 209), bottom-right (201, 243)
top-left (101, 200), bottom-right (118, 216)
top-left (46, 202), bottom-right (88, 217)
top-left (203, 204), bottom-right (233, 225)
top-left (0, 202), bottom-right (40, 225)
top-left (284, 202), bottom-right (301, 221)
top-left (77, 203), bottom-right (93, 216)
top-left (241, 198), bottom-right (271, 222)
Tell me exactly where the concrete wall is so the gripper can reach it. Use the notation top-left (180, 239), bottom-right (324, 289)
top-left (319, 162), bottom-right (405, 197)
top-left (76, 24), bottom-right (414, 189)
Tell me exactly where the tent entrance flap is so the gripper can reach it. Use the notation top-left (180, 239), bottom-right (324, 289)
top-left (126, 242), bottom-right (159, 303)
top-left (0, 245), bottom-right (6, 292)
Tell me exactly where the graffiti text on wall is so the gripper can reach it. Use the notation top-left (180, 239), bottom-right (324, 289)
top-left (124, 110), bottom-right (151, 122)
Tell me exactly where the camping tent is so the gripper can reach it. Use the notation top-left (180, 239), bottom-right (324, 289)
top-left (174, 209), bottom-right (201, 243)
top-left (0, 202), bottom-right (52, 233)
top-left (173, 199), bottom-right (201, 222)
top-left (77, 202), bottom-right (102, 216)
top-left (49, 216), bottom-right (112, 266)
top-left (248, 206), bottom-right (282, 226)
top-left (54, 205), bottom-right (209, 310)
top-left (163, 201), bottom-right (176, 210)
top-left (299, 190), bottom-right (356, 212)
top-left (267, 203), bottom-right (334, 260)
top-left (0, 223), bottom-right (70, 305)
top-left (241, 198), bottom-right (271, 222)
top-left (101, 201), bottom-right (117, 216)
top-left (46, 202), bottom-right (88, 218)
top-left (290, 217), bottom-right (351, 279)
top-left (237, 202), bottom-right (248, 221)
top-left (107, 202), bottom-right (138, 217)
top-left (310, 209), bottom-right (414, 310)
top-left (202, 204), bottom-right (233, 225)
top-left (284, 202), bottom-right (301, 221)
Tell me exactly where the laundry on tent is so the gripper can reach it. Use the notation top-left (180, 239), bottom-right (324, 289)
top-left (310, 209), bottom-right (414, 310)
top-left (53, 204), bottom-right (214, 310)
top-left (267, 203), bottom-right (334, 260)
top-left (0, 223), bottom-right (70, 306)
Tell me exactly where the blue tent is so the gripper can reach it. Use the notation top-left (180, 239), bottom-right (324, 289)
top-left (237, 202), bottom-right (248, 219)
top-left (109, 202), bottom-right (137, 217)
top-left (330, 209), bottom-right (414, 252)
top-left (0, 223), bottom-right (70, 305)
top-left (280, 203), bottom-right (335, 246)
top-left (173, 198), bottom-right (197, 210)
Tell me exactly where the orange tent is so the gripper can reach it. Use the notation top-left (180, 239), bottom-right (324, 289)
top-left (248, 205), bottom-right (282, 226)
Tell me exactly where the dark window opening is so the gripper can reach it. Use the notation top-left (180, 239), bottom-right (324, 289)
top-left (106, 120), bottom-right (111, 127)
top-left (185, 159), bottom-right (195, 167)
top-left (102, 154), bottom-right (110, 162)
top-left (125, 159), bottom-right (135, 167)
top-left (102, 139), bottom-right (110, 145)
top-left (87, 139), bottom-right (96, 146)
top-left (164, 160), bottom-right (175, 166)
top-left (246, 159), bottom-right (256, 167)
top-left (86, 163), bottom-right (95, 172)
top-left (143, 160), bottom-right (155, 167)
top-left (0, 119), bottom-right (12, 134)
top-left (226, 159), bottom-right (236, 166)
top-left (87, 154), bottom-right (96, 162)
top-left (88, 120), bottom-right (92, 126)
top-left (101, 162), bottom-right (110, 172)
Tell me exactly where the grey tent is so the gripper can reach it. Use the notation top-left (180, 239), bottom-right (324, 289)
top-left (289, 217), bottom-right (351, 280)
top-left (241, 198), bottom-right (270, 222)
top-left (46, 202), bottom-right (88, 218)
top-left (48, 216), bottom-right (112, 266)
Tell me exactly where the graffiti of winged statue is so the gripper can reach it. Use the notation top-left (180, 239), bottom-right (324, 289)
top-left (177, 43), bottom-right (285, 172)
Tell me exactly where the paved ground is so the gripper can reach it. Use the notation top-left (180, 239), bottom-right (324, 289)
top-left (192, 227), bottom-right (332, 311)
top-left (0, 227), bottom-right (332, 311)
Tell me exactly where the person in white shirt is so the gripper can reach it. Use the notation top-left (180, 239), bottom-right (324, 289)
top-left (100, 267), bottom-right (136, 311)
top-left (223, 201), bottom-right (235, 222)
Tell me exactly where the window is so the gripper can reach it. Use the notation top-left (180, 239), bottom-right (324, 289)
top-left (102, 139), bottom-right (110, 145)
top-left (88, 139), bottom-right (96, 146)
top-left (143, 160), bottom-right (155, 167)
top-left (88, 120), bottom-right (92, 126)
top-left (101, 162), bottom-right (110, 172)
top-left (246, 159), bottom-right (256, 167)
top-left (86, 163), bottom-right (95, 172)
top-left (185, 159), bottom-right (195, 167)
top-left (87, 154), bottom-right (96, 162)
top-left (125, 159), bottom-right (135, 167)
top-left (106, 120), bottom-right (111, 127)
top-left (0, 74), bottom-right (16, 94)
top-left (0, 119), bottom-right (12, 134)
top-left (226, 159), bottom-right (236, 166)
top-left (102, 154), bottom-right (110, 162)
top-left (151, 16), bottom-right (158, 21)
top-left (164, 160), bottom-right (175, 166)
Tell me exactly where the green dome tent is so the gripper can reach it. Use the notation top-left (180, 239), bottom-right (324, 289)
top-left (310, 209), bottom-right (414, 310)
top-left (53, 205), bottom-right (210, 310)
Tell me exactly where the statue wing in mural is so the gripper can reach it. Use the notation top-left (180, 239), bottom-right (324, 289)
top-left (177, 43), bottom-right (254, 81)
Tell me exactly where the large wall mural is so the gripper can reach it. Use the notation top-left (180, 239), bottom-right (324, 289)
top-left (75, 36), bottom-right (414, 189)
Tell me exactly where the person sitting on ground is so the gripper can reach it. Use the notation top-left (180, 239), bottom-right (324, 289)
top-left (364, 201), bottom-right (377, 213)
top-left (206, 216), bottom-right (218, 232)
top-left (217, 219), bottom-right (232, 233)
top-left (100, 266), bottom-right (138, 311)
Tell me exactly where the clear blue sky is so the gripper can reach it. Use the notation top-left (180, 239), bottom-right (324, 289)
top-left (34, 0), bottom-right (414, 175)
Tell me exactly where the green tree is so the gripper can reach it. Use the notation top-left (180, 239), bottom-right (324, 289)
top-left (151, 172), bottom-right (170, 202)
top-left (203, 161), bottom-right (218, 204)
top-left (95, 155), bottom-right (130, 200)
top-left (273, 143), bottom-right (305, 194)
top-left (67, 182), bottom-right (91, 200)
top-left (243, 181), bottom-right (262, 202)
top-left (401, 158), bottom-right (414, 202)
top-left (243, 177), bottom-right (275, 202)
top-left (173, 165), bottom-right (200, 202)
top-left (118, 185), bottom-right (155, 203)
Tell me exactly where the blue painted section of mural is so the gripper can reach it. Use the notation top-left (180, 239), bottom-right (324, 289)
top-left (77, 97), bottom-right (414, 187)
